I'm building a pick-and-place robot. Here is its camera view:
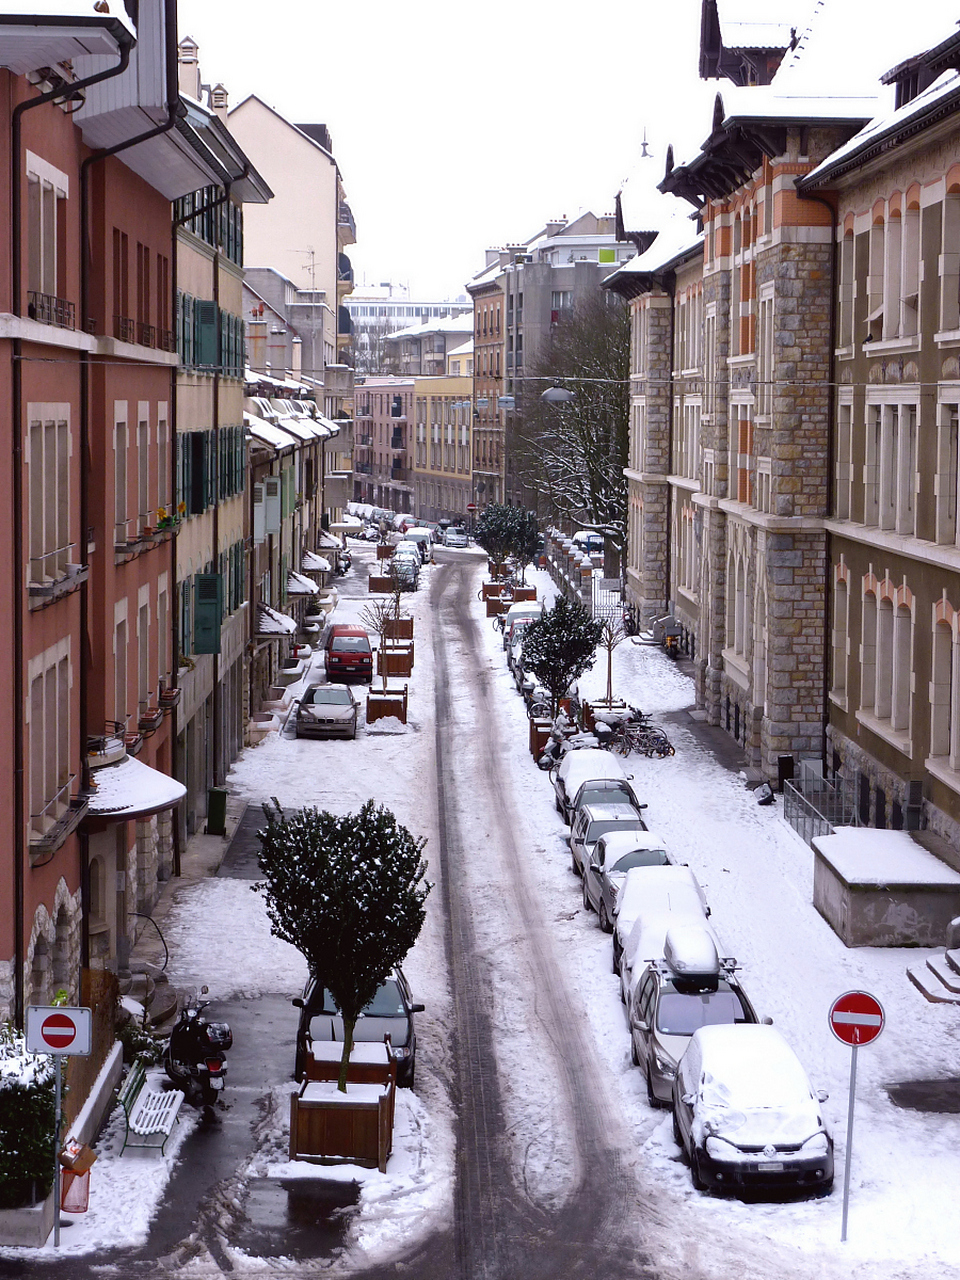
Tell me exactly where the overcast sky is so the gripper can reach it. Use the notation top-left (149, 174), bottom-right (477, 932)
top-left (176, 0), bottom-right (722, 301)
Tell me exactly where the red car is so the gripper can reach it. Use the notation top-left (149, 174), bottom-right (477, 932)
top-left (323, 624), bottom-right (373, 682)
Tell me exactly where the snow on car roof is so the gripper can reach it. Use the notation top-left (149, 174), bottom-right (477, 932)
top-left (558, 748), bottom-right (625, 788)
top-left (691, 1023), bottom-right (815, 1107)
top-left (598, 830), bottom-right (666, 857)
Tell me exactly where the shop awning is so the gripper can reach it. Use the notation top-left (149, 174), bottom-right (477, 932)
top-left (301, 550), bottom-right (332, 573)
top-left (287, 570), bottom-right (320, 595)
top-left (85, 756), bottom-right (186, 821)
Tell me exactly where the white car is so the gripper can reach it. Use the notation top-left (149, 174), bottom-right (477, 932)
top-left (551, 747), bottom-right (630, 823)
top-left (443, 526), bottom-right (468, 548)
top-left (612, 863), bottom-right (711, 992)
top-left (569, 802), bottom-right (648, 877)
top-left (582, 830), bottom-right (673, 932)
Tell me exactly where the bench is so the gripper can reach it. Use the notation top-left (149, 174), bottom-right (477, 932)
top-left (116, 1059), bottom-right (184, 1155)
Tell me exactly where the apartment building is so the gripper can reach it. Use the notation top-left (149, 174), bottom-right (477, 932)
top-left (384, 314), bottom-right (474, 376)
top-left (353, 376), bottom-right (415, 510)
top-left (411, 374), bottom-right (474, 522)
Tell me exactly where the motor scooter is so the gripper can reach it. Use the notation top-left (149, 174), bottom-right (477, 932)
top-left (162, 986), bottom-right (232, 1111)
top-left (336, 549), bottom-right (352, 576)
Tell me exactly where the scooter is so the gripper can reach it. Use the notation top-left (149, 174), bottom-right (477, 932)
top-left (335, 549), bottom-right (352, 576)
top-left (162, 986), bottom-right (232, 1111)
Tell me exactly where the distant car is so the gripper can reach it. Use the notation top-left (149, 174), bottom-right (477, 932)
top-left (629, 923), bottom-right (759, 1107)
top-left (391, 555), bottom-right (419, 590)
top-left (582, 830), bottom-right (672, 932)
top-left (551, 747), bottom-right (630, 824)
top-left (672, 1024), bottom-right (833, 1196)
top-left (617, 866), bottom-right (716, 1003)
top-left (293, 968), bottom-right (424, 1087)
top-left (295, 684), bottom-right (359, 739)
top-left (403, 528), bottom-right (434, 562)
top-left (444, 526), bottom-right (468, 548)
top-left (569, 802), bottom-right (648, 877)
top-left (323, 624), bottom-right (373, 683)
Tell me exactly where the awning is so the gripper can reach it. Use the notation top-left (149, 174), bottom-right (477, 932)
top-left (316, 416), bottom-right (341, 437)
top-left (287, 570), bottom-right (320, 595)
top-left (85, 756), bottom-right (186, 821)
top-left (302, 550), bottom-right (332, 572)
top-left (257, 602), bottom-right (297, 635)
top-left (244, 412), bottom-right (298, 453)
top-left (316, 529), bottom-right (343, 549)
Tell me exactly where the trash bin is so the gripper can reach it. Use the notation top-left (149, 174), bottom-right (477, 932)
top-left (61, 1169), bottom-right (90, 1213)
top-left (207, 787), bottom-right (228, 836)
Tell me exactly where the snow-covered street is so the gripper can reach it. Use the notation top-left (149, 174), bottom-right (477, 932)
top-left (8, 542), bottom-right (960, 1278)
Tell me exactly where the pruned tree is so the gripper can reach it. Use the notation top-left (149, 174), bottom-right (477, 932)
top-left (256, 800), bottom-right (430, 1091)
top-left (511, 509), bottom-right (542, 585)
top-left (520, 595), bottom-right (605, 718)
top-left (598, 616), bottom-right (629, 705)
top-left (510, 295), bottom-right (629, 547)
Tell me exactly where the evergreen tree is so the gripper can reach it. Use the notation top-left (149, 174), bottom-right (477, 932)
top-left (473, 502), bottom-right (515, 567)
top-left (256, 800), bottom-right (430, 1091)
top-left (521, 595), bottom-right (605, 717)
top-left (0, 1026), bottom-right (56, 1209)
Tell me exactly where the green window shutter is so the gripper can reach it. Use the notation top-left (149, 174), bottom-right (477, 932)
top-left (181, 578), bottom-right (192, 656)
top-left (193, 573), bottom-right (223, 654)
top-left (182, 293), bottom-right (194, 366)
top-left (196, 299), bottom-right (217, 367)
top-left (189, 432), bottom-right (205, 514)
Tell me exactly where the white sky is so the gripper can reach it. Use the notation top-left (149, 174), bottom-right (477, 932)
top-left (175, 0), bottom-right (721, 300)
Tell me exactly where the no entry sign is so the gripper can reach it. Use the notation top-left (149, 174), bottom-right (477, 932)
top-left (26, 1006), bottom-right (92, 1057)
top-left (829, 990), bottom-right (885, 1047)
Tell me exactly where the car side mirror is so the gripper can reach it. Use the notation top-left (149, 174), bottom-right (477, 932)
top-left (291, 997), bottom-right (304, 1008)
top-left (761, 1015), bottom-right (773, 1025)
top-left (634, 1020), bottom-right (649, 1033)
top-left (816, 1088), bottom-right (829, 1103)
top-left (411, 1003), bottom-right (425, 1013)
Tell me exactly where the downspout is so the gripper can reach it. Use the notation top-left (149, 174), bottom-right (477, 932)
top-left (663, 271), bottom-right (678, 615)
top-left (795, 182), bottom-right (838, 777)
top-left (78, 0), bottom-right (181, 897)
top-left (10, 33), bottom-right (133, 1022)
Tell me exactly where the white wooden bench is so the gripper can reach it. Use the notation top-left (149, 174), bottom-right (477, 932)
top-left (116, 1059), bottom-right (184, 1155)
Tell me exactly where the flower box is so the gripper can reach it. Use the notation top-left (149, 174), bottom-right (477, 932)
top-left (382, 617), bottom-right (413, 640)
top-left (369, 574), bottom-right (393, 594)
top-left (377, 645), bottom-right (413, 677)
top-left (511, 585), bottom-right (537, 602)
top-left (366, 685), bottom-right (408, 724)
top-left (485, 596), bottom-right (509, 617)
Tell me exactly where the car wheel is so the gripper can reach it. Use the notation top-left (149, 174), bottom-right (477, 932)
top-left (672, 1106), bottom-right (683, 1148)
top-left (691, 1149), bottom-right (707, 1192)
top-left (646, 1067), bottom-right (659, 1109)
top-left (571, 849), bottom-right (580, 876)
top-left (582, 878), bottom-right (593, 911)
top-left (630, 1035), bottom-right (640, 1067)
top-left (598, 901), bottom-right (612, 934)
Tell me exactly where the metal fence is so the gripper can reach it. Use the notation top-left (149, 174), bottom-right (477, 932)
top-left (591, 574), bottom-right (622, 621)
top-left (783, 760), bottom-right (860, 847)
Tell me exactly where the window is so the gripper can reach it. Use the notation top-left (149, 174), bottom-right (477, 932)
top-left (114, 412), bottom-right (128, 544)
top-left (28, 642), bottom-right (71, 838)
top-left (875, 402), bottom-right (916, 535)
top-left (940, 191), bottom-right (960, 332)
top-left (25, 151), bottom-right (68, 307)
top-left (860, 590), bottom-right (877, 711)
top-left (930, 613), bottom-right (956, 763)
top-left (936, 401), bottom-right (959, 545)
top-left (836, 400), bottom-right (853, 520)
top-left (863, 405), bottom-right (881, 525)
top-left (832, 573), bottom-right (848, 698)
top-left (756, 288), bottom-right (774, 417)
top-left (838, 230), bottom-right (855, 348)
top-left (28, 409), bottom-right (70, 583)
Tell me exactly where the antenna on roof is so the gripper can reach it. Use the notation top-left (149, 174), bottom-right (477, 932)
top-left (639, 127), bottom-right (652, 159)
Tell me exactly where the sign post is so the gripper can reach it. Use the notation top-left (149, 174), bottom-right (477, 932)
top-left (26, 1007), bottom-right (92, 1247)
top-left (828, 990), bottom-right (884, 1242)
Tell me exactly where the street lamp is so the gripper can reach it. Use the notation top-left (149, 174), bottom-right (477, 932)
top-left (540, 382), bottom-right (577, 404)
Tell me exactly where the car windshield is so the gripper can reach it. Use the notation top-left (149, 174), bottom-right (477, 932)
top-left (656, 986), bottom-right (750, 1036)
top-left (610, 848), bottom-right (670, 873)
top-left (303, 688), bottom-right (352, 706)
top-left (331, 636), bottom-right (369, 653)
top-left (579, 784), bottom-right (630, 808)
top-left (586, 819), bottom-right (642, 845)
top-left (313, 979), bottom-right (404, 1017)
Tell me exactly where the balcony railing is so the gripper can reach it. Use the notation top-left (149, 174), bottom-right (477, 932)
top-left (157, 328), bottom-right (176, 352)
top-left (114, 314), bottom-right (135, 343)
top-left (29, 776), bottom-right (86, 853)
top-left (28, 546), bottom-right (88, 603)
top-left (27, 291), bottom-right (75, 330)
top-left (358, 434), bottom-right (372, 447)
top-left (355, 462), bottom-right (372, 474)
top-left (390, 433), bottom-right (405, 451)
top-left (137, 321), bottom-right (156, 348)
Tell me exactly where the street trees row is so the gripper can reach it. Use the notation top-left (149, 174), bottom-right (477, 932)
top-left (473, 503), bottom-right (541, 582)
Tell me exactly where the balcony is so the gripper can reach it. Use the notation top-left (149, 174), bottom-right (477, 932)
top-left (338, 202), bottom-right (357, 240)
top-left (137, 321), bottom-right (156, 348)
top-left (390, 433), bottom-right (405, 451)
top-left (27, 290), bottom-right (75, 329)
top-left (29, 777), bottom-right (87, 856)
top-left (28, 549), bottom-right (88, 607)
top-left (355, 462), bottom-right (372, 474)
top-left (114, 314), bottom-right (135, 343)
top-left (358, 434), bottom-right (373, 447)
top-left (157, 328), bottom-right (176, 352)
top-left (390, 465), bottom-right (409, 483)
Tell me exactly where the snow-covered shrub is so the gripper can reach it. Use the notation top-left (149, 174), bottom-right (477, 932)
top-left (0, 1024), bottom-right (56, 1208)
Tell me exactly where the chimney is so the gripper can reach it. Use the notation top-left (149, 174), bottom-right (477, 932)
top-left (177, 36), bottom-right (202, 101)
top-left (211, 83), bottom-right (229, 123)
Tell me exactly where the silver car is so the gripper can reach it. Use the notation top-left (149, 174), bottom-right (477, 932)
top-left (569, 802), bottom-right (648, 877)
top-left (582, 830), bottom-right (673, 932)
top-left (295, 684), bottom-right (359, 739)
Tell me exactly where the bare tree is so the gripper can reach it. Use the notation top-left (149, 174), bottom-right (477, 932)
top-left (598, 616), bottom-right (629, 706)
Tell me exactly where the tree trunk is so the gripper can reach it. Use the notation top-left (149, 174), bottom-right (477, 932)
top-left (338, 1017), bottom-right (356, 1092)
top-left (606, 650), bottom-right (614, 704)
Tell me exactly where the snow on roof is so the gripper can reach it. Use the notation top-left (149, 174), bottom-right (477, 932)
top-left (598, 829), bottom-right (669, 857)
top-left (389, 315), bottom-right (474, 340)
top-left (691, 1024), bottom-right (817, 1111)
top-left (773, 1), bottom-right (959, 99)
top-left (86, 755), bottom-right (186, 819)
top-left (447, 339), bottom-right (474, 357)
top-left (286, 570), bottom-right (319, 595)
top-left (617, 157), bottom-right (678, 235)
top-left (272, 414), bottom-right (322, 442)
top-left (244, 413), bottom-right (298, 452)
top-left (715, 0), bottom-right (797, 48)
top-left (315, 528), bottom-right (343, 549)
top-left (812, 828), bottom-right (960, 887)
top-left (804, 68), bottom-right (960, 184)
top-left (256, 603), bottom-right (297, 635)
top-left (302, 549), bottom-right (332, 572)
top-left (608, 214), bottom-right (703, 281)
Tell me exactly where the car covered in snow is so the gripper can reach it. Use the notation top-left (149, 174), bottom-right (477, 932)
top-left (613, 863), bottom-right (712, 993)
top-left (295, 684), bottom-right (359, 740)
top-left (293, 968), bottom-right (424, 1087)
top-left (569, 801), bottom-right (648, 878)
top-left (551, 747), bottom-right (630, 824)
top-left (629, 923), bottom-right (760, 1107)
top-left (568, 776), bottom-right (645, 831)
top-left (672, 1023), bottom-right (833, 1196)
top-left (582, 829), bottom-right (673, 932)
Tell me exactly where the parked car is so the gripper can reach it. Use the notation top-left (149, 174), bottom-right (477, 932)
top-left (295, 684), bottom-right (359, 740)
top-left (551, 747), bottom-right (630, 823)
top-left (569, 801), bottom-right (649, 877)
top-left (629, 923), bottom-right (759, 1107)
top-left (672, 1024), bottom-right (833, 1196)
top-left (392, 556), bottom-right (419, 590)
top-left (568, 777), bottom-right (646, 830)
top-left (323, 624), bottom-right (373, 682)
top-left (292, 968), bottom-right (424, 1087)
top-left (613, 863), bottom-right (712, 989)
top-left (444, 526), bottom-right (468, 548)
top-left (582, 830), bottom-right (672, 931)
top-left (502, 604), bottom-right (542, 651)
top-left (403, 528), bottom-right (434, 562)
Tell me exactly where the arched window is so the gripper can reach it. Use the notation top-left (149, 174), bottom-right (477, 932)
top-left (930, 619), bottom-right (953, 758)
top-left (861, 591), bottom-right (877, 711)
top-left (832, 578), bottom-right (848, 697)
top-left (891, 605), bottom-right (912, 733)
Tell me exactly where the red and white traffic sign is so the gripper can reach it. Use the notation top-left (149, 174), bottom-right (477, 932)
top-left (466, 503), bottom-right (477, 510)
top-left (25, 1006), bottom-right (92, 1056)
top-left (829, 990), bottom-right (884, 1047)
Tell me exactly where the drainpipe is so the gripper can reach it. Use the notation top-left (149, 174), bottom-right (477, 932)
top-left (10, 32), bottom-right (134, 1023)
top-left (77, 0), bottom-right (182, 920)
top-left (663, 271), bottom-right (677, 616)
top-left (795, 181), bottom-right (839, 778)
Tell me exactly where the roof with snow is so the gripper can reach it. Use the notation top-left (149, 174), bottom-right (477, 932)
top-left (287, 570), bottom-right (319, 595)
top-left (244, 413), bottom-right (298, 453)
top-left (302, 550), bottom-right (332, 572)
top-left (388, 315), bottom-right (474, 341)
top-left (256, 603), bottom-right (297, 635)
top-left (605, 215), bottom-right (704, 297)
top-left (86, 755), bottom-right (186, 820)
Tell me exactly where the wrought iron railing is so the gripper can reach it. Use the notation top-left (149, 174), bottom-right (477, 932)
top-left (27, 291), bottom-right (75, 329)
top-left (114, 314), bottom-right (135, 343)
top-left (783, 760), bottom-right (860, 848)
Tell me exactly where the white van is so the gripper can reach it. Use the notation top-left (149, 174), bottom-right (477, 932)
top-left (403, 527), bottom-right (434, 563)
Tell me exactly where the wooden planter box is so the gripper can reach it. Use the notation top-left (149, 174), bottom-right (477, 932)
top-left (481, 581), bottom-right (505, 600)
top-left (383, 616), bottom-right (414, 640)
top-left (529, 716), bottom-right (553, 759)
top-left (488, 560), bottom-right (508, 576)
top-left (486, 596), bottom-right (509, 617)
top-left (290, 1080), bottom-right (394, 1172)
top-left (376, 544), bottom-right (394, 560)
top-left (369, 573), bottom-right (393, 593)
top-left (377, 644), bottom-right (413, 677)
top-left (512, 585), bottom-right (537, 602)
top-left (366, 685), bottom-right (408, 724)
